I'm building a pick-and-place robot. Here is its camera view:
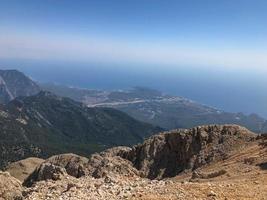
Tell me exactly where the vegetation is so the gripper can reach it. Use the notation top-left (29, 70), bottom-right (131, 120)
top-left (0, 91), bottom-right (162, 169)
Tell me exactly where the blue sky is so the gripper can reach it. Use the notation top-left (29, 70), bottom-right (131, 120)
top-left (1, 0), bottom-right (267, 70)
top-left (0, 0), bottom-right (267, 117)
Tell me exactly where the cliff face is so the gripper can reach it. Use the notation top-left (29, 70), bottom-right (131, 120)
top-left (123, 125), bottom-right (256, 179)
top-left (22, 125), bottom-right (257, 187)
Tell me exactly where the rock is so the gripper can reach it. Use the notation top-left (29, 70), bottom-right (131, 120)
top-left (191, 169), bottom-right (227, 179)
top-left (87, 150), bottom-right (139, 179)
top-left (99, 146), bottom-right (132, 157)
top-left (23, 153), bottom-right (89, 187)
top-left (23, 150), bottom-right (139, 187)
top-left (45, 153), bottom-right (89, 178)
top-left (122, 125), bottom-right (255, 179)
top-left (244, 157), bottom-right (258, 165)
top-left (0, 171), bottom-right (23, 200)
top-left (23, 163), bottom-right (67, 187)
top-left (5, 157), bottom-right (44, 182)
top-left (3, 124), bottom-right (265, 200)
top-left (208, 190), bottom-right (217, 197)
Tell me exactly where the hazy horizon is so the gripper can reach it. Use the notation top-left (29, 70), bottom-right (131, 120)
top-left (0, 58), bottom-right (266, 119)
top-left (0, 0), bottom-right (266, 117)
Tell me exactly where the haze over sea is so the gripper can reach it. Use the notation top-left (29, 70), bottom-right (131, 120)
top-left (1, 0), bottom-right (267, 118)
top-left (0, 58), bottom-right (266, 118)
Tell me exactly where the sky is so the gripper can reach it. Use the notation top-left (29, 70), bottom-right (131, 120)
top-left (0, 0), bottom-right (267, 117)
top-left (0, 0), bottom-right (267, 70)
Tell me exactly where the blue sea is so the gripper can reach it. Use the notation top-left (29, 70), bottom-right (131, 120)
top-left (1, 58), bottom-right (266, 118)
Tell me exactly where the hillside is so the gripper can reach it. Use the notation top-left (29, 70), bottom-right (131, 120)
top-left (0, 91), bottom-right (161, 169)
top-left (41, 84), bottom-right (267, 133)
top-left (2, 125), bottom-right (267, 200)
top-left (0, 69), bottom-right (40, 104)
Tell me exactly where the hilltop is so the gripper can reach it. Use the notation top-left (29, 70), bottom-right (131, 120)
top-left (2, 124), bottom-right (267, 200)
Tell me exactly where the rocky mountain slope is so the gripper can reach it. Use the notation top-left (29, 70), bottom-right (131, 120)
top-left (0, 69), bottom-right (40, 104)
top-left (122, 125), bottom-right (256, 179)
top-left (2, 124), bottom-right (267, 200)
top-left (0, 91), bottom-right (161, 169)
top-left (41, 84), bottom-right (267, 133)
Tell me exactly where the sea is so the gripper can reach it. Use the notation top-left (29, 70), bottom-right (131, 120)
top-left (0, 58), bottom-right (266, 118)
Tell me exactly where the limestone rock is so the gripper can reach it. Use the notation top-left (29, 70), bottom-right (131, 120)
top-left (5, 157), bottom-right (44, 182)
top-left (191, 169), bottom-right (227, 180)
top-left (45, 153), bottom-right (89, 178)
top-left (0, 171), bottom-right (23, 200)
top-left (123, 124), bottom-right (256, 179)
top-left (87, 147), bottom-right (139, 178)
top-left (23, 163), bottom-right (67, 187)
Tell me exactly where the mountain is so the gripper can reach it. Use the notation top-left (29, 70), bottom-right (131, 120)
top-left (0, 91), bottom-right (161, 169)
top-left (40, 82), bottom-right (106, 103)
top-left (122, 124), bottom-right (256, 179)
top-left (0, 69), bottom-right (40, 104)
top-left (41, 84), bottom-right (267, 133)
top-left (3, 124), bottom-right (267, 199)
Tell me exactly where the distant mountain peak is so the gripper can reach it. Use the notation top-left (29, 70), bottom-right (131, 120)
top-left (37, 90), bottom-right (58, 98)
top-left (0, 69), bottom-right (40, 104)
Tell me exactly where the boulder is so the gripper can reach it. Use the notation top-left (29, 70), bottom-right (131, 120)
top-left (0, 171), bottom-right (23, 200)
top-left (23, 163), bottom-right (67, 187)
top-left (87, 147), bottom-right (139, 178)
top-left (45, 153), bottom-right (89, 178)
top-left (5, 157), bottom-right (44, 182)
top-left (23, 153), bottom-right (89, 187)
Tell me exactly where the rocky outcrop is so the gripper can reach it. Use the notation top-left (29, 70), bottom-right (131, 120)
top-left (20, 133), bottom-right (267, 200)
top-left (123, 124), bottom-right (256, 179)
top-left (23, 148), bottom-right (139, 187)
top-left (21, 125), bottom-right (257, 188)
top-left (5, 124), bottom-right (266, 200)
top-left (45, 154), bottom-right (89, 178)
top-left (23, 154), bottom-right (89, 187)
top-left (0, 171), bottom-right (23, 200)
top-left (5, 157), bottom-right (44, 182)
top-left (87, 147), bottom-right (139, 179)
top-left (24, 163), bottom-right (67, 187)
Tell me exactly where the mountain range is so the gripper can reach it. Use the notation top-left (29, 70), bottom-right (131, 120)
top-left (42, 83), bottom-right (267, 133)
top-left (0, 69), bottom-right (266, 168)
top-left (0, 69), bottom-right (266, 199)
top-left (0, 90), bottom-right (161, 169)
